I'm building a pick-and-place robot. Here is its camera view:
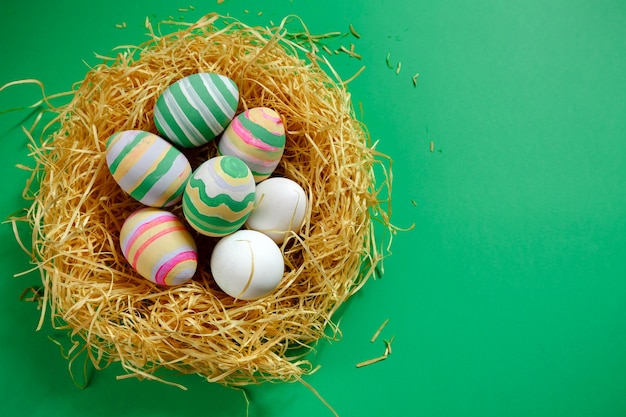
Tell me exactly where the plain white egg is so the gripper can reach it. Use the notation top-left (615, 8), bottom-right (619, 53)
top-left (245, 177), bottom-right (308, 243)
top-left (210, 229), bottom-right (284, 300)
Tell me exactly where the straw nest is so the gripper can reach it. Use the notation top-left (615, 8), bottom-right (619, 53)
top-left (15, 14), bottom-right (392, 387)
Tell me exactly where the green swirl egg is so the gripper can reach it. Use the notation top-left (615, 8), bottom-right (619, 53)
top-left (182, 156), bottom-right (255, 237)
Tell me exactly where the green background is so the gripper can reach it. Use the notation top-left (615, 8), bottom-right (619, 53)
top-left (2, 0), bottom-right (625, 416)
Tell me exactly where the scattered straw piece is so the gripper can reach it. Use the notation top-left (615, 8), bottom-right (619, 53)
top-left (19, 286), bottom-right (44, 307)
top-left (412, 72), bottom-right (419, 86)
top-left (386, 52), bottom-right (393, 69)
top-left (11, 13), bottom-right (394, 388)
top-left (395, 61), bottom-right (402, 75)
top-left (383, 335), bottom-right (395, 356)
top-left (349, 23), bottom-right (361, 39)
top-left (430, 141), bottom-right (434, 153)
top-left (338, 45), bottom-right (362, 60)
top-left (356, 355), bottom-right (387, 368)
top-left (371, 318), bottom-right (390, 343)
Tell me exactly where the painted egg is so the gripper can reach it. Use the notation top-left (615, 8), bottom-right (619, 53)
top-left (120, 208), bottom-right (198, 286)
top-left (153, 73), bottom-right (239, 148)
top-left (183, 155), bottom-right (256, 237)
top-left (210, 229), bottom-right (285, 300)
top-left (106, 130), bottom-right (192, 207)
top-left (245, 177), bottom-right (308, 244)
top-left (218, 107), bottom-right (286, 182)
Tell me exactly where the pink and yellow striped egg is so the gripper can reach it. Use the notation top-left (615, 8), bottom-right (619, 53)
top-left (218, 107), bottom-right (286, 182)
top-left (120, 208), bottom-right (198, 286)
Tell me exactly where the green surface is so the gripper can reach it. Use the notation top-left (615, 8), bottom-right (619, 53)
top-left (2, 0), bottom-right (626, 416)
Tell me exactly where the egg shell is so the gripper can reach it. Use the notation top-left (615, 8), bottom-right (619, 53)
top-left (106, 130), bottom-right (192, 207)
top-left (183, 155), bottom-right (256, 237)
top-left (210, 229), bottom-right (285, 300)
top-left (153, 73), bottom-right (239, 148)
top-left (245, 177), bottom-right (308, 244)
top-left (120, 208), bottom-right (198, 286)
top-left (218, 107), bottom-right (286, 182)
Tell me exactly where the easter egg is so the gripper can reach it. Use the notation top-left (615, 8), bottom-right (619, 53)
top-left (245, 177), bottom-right (308, 244)
top-left (182, 155), bottom-right (256, 237)
top-left (106, 130), bottom-right (192, 207)
top-left (153, 72), bottom-right (239, 148)
top-left (210, 229), bottom-right (285, 300)
top-left (218, 107), bottom-right (286, 182)
top-left (120, 208), bottom-right (198, 286)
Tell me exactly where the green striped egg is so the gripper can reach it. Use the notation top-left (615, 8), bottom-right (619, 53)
top-left (154, 73), bottom-right (239, 148)
top-left (183, 155), bottom-right (256, 237)
top-left (218, 107), bottom-right (286, 182)
top-left (105, 130), bottom-right (192, 207)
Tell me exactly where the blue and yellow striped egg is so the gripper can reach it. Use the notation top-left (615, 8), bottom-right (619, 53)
top-left (120, 208), bottom-right (198, 286)
top-left (218, 107), bottom-right (286, 182)
top-left (183, 156), bottom-right (256, 237)
top-left (105, 130), bottom-right (192, 208)
top-left (154, 73), bottom-right (239, 148)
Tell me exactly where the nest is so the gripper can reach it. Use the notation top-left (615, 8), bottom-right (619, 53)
top-left (14, 14), bottom-right (392, 387)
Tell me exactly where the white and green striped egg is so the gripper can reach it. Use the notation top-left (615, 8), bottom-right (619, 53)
top-left (154, 73), bottom-right (239, 148)
top-left (105, 130), bottom-right (192, 207)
